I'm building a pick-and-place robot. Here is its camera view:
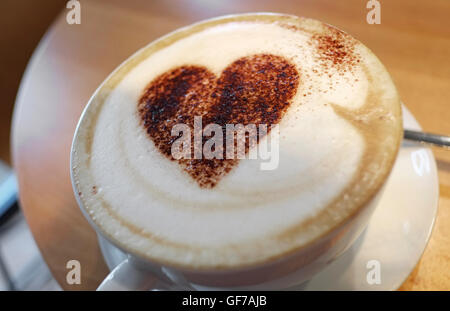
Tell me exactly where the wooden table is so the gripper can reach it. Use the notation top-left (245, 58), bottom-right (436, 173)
top-left (12, 0), bottom-right (450, 290)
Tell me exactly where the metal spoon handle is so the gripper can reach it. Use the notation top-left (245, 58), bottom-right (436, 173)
top-left (404, 129), bottom-right (450, 148)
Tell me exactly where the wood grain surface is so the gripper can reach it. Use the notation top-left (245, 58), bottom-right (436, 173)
top-left (11, 0), bottom-right (450, 290)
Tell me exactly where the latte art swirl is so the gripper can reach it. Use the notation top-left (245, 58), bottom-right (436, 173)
top-left (71, 14), bottom-right (402, 269)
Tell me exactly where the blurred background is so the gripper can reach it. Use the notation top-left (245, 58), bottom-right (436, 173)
top-left (0, 1), bottom-right (63, 290)
top-left (0, 0), bottom-right (449, 290)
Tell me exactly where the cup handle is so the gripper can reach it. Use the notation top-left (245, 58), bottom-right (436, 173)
top-left (97, 257), bottom-right (170, 291)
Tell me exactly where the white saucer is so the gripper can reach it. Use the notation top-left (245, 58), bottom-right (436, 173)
top-left (97, 105), bottom-right (439, 290)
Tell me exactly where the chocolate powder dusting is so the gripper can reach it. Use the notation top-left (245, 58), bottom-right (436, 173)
top-left (309, 26), bottom-right (361, 73)
top-left (138, 54), bottom-right (299, 188)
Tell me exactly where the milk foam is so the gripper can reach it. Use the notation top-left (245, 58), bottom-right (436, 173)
top-left (71, 14), bottom-right (402, 269)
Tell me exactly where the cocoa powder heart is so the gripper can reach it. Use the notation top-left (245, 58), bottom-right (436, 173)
top-left (138, 54), bottom-right (299, 188)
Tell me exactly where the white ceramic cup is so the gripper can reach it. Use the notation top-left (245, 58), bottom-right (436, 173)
top-left (70, 13), bottom-right (396, 291)
top-left (71, 161), bottom-right (384, 290)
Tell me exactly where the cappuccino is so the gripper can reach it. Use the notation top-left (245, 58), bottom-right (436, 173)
top-left (71, 14), bottom-right (402, 270)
